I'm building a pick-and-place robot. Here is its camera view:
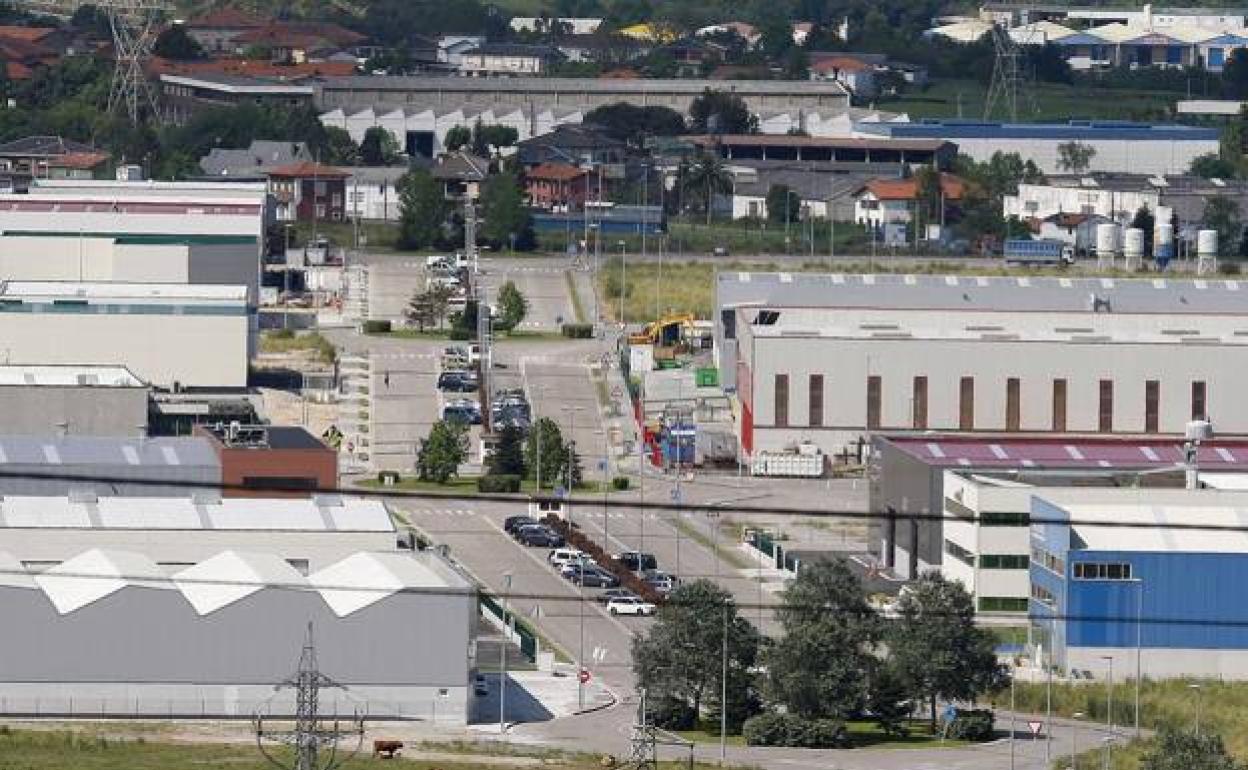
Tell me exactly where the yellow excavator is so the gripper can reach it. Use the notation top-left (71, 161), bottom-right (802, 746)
top-left (628, 312), bottom-right (696, 348)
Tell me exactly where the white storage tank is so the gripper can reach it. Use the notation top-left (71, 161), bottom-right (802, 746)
top-left (1095, 223), bottom-right (1119, 258)
top-left (1198, 229), bottom-right (1219, 258)
top-left (1123, 228), bottom-right (1145, 259)
top-left (1155, 223), bottom-right (1175, 260)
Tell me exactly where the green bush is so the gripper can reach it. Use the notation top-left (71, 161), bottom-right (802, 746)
top-left (477, 474), bottom-right (521, 493)
top-left (269, 328), bottom-right (295, 339)
top-left (362, 319), bottom-right (392, 334)
top-left (449, 327), bottom-right (473, 341)
top-left (947, 709), bottom-right (995, 742)
top-left (743, 713), bottom-right (849, 748)
top-left (612, 476), bottom-right (630, 491)
top-left (1218, 261), bottom-right (1242, 275)
top-left (651, 698), bottom-right (697, 731)
top-left (561, 323), bottom-right (593, 339)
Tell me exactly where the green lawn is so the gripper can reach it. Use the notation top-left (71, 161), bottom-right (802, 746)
top-left (258, 329), bottom-right (337, 364)
top-left (878, 78), bottom-right (1178, 122)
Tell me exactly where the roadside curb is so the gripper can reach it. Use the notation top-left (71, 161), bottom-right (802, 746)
top-left (572, 683), bottom-right (619, 717)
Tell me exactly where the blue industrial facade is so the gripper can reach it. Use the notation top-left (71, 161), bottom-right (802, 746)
top-left (1029, 496), bottom-right (1248, 674)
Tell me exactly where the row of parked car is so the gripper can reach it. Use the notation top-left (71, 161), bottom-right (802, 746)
top-left (438, 344), bottom-right (483, 424)
top-left (503, 515), bottom-right (679, 617)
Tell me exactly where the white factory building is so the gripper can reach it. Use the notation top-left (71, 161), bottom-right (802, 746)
top-left (0, 282), bottom-right (250, 388)
top-left (717, 272), bottom-right (1248, 458)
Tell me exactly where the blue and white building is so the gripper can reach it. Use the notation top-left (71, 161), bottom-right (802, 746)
top-left (1030, 487), bottom-right (1248, 679)
top-left (854, 120), bottom-right (1218, 175)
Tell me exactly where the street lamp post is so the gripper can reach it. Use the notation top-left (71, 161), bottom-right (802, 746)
top-left (500, 572), bottom-right (512, 734)
top-left (1190, 683), bottom-right (1203, 734)
top-left (1101, 655), bottom-right (1114, 735)
top-left (1072, 712), bottom-right (1085, 770)
top-left (617, 240), bottom-right (627, 324)
top-left (720, 602), bottom-right (729, 765)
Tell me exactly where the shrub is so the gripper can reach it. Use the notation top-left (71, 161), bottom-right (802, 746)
top-left (743, 713), bottom-right (849, 748)
top-left (561, 323), bottom-right (593, 338)
top-left (651, 698), bottom-right (697, 730)
top-left (449, 327), bottom-right (473, 341)
top-left (1218, 260), bottom-right (1242, 275)
top-left (612, 476), bottom-right (630, 491)
top-left (477, 474), bottom-right (521, 493)
top-left (362, 319), bottom-right (392, 334)
top-left (269, 328), bottom-right (295, 339)
top-left (947, 709), bottom-right (995, 742)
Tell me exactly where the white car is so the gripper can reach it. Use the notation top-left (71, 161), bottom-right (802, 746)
top-left (607, 596), bottom-right (656, 616)
top-left (548, 548), bottom-right (588, 567)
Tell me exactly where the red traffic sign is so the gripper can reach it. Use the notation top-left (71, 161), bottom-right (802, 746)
top-left (1028, 720), bottom-right (1043, 737)
top-left (578, 669), bottom-right (591, 684)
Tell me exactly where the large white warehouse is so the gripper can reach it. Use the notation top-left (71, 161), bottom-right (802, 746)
top-left (718, 272), bottom-right (1248, 458)
top-left (0, 281), bottom-right (250, 388)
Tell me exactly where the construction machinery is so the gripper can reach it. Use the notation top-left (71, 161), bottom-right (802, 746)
top-left (628, 313), bottom-right (696, 349)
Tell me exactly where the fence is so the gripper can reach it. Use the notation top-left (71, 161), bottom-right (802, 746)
top-left (480, 595), bottom-right (538, 662)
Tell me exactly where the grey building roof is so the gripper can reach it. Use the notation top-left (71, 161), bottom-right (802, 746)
top-left (432, 152), bottom-right (489, 182)
top-left (319, 75), bottom-right (851, 98)
top-left (0, 135), bottom-right (98, 158)
top-left (716, 271), bottom-right (1248, 315)
top-left (0, 435), bottom-right (217, 469)
top-left (199, 140), bottom-right (310, 178)
top-left (732, 167), bottom-right (880, 201)
top-left (344, 165), bottom-right (409, 185)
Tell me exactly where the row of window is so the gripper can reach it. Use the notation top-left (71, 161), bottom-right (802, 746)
top-left (943, 539), bottom-right (974, 567)
top-left (942, 539), bottom-right (1030, 570)
top-left (1031, 583), bottom-right (1057, 608)
top-left (0, 301), bottom-right (246, 316)
top-left (943, 497), bottom-right (1029, 527)
top-left (1072, 562), bottom-right (1133, 581)
top-left (1032, 546), bottom-right (1067, 577)
top-left (978, 596), bottom-right (1029, 612)
top-left (771, 374), bottom-right (1209, 430)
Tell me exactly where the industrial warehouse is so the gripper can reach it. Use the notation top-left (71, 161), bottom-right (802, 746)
top-left (718, 272), bottom-right (1248, 460)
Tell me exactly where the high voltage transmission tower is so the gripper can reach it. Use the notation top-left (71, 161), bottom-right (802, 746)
top-left (103, 0), bottom-right (163, 123)
top-left (984, 23), bottom-right (1023, 122)
top-left (255, 624), bottom-right (365, 770)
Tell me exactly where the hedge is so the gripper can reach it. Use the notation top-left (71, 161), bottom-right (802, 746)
top-left (449, 327), bottom-right (473, 341)
top-left (541, 515), bottom-right (663, 604)
top-left (561, 323), bottom-right (593, 339)
top-left (611, 476), bottom-right (630, 491)
top-left (742, 713), bottom-right (849, 748)
top-left (362, 319), bottom-right (391, 334)
top-left (947, 709), bottom-right (995, 742)
top-left (477, 474), bottom-right (521, 493)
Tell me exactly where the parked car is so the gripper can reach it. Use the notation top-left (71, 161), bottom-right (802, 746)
top-left (614, 551), bottom-right (658, 573)
top-left (473, 674), bottom-right (489, 697)
top-left (547, 548), bottom-right (589, 567)
top-left (437, 371), bottom-right (479, 392)
top-left (442, 401), bottom-right (482, 425)
top-left (558, 557), bottom-right (599, 577)
top-left (596, 588), bottom-right (639, 605)
top-left (607, 596), bottom-right (657, 616)
top-left (504, 515), bottom-right (538, 535)
top-left (643, 570), bottom-right (679, 595)
top-left (516, 524), bottom-right (564, 547)
top-left (563, 564), bottom-right (619, 588)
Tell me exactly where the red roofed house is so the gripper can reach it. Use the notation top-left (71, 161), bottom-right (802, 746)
top-left (265, 161), bottom-right (349, 222)
top-left (231, 21), bottom-right (365, 64)
top-left (0, 28), bottom-right (57, 80)
top-left (0, 136), bottom-right (108, 182)
top-left (525, 162), bottom-right (600, 210)
top-left (809, 56), bottom-right (877, 98)
top-left (853, 173), bottom-right (966, 228)
top-left (182, 8), bottom-right (266, 54)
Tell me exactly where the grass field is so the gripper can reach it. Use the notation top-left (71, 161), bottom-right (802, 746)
top-left (258, 329), bottom-right (338, 364)
top-left (877, 78), bottom-right (1178, 122)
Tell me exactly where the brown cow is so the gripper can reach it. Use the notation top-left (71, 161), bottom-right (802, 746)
top-left (372, 740), bottom-right (403, 759)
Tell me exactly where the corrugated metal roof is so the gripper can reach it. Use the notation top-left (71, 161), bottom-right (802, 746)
top-left (1049, 497), bottom-right (1248, 552)
top-left (0, 436), bottom-right (214, 467)
top-left (0, 496), bottom-right (394, 532)
top-left (856, 119), bottom-right (1218, 142)
top-left (882, 435), bottom-right (1248, 469)
top-left (308, 551), bottom-right (469, 617)
top-left (718, 271), bottom-right (1248, 314)
top-left (35, 548), bottom-right (171, 614)
top-left (0, 365), bottom-right (145, 387)
top-left (0, 281), bottom-right (247, 302)
top-left (174, 550), bottom-right (305, 615)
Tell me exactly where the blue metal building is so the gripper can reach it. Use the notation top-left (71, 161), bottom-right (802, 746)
top-left (1029, 491), bottom-right (1248, 680)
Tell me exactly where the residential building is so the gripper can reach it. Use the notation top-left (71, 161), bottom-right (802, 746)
top-left (1004, 173), bottom-right (1248, 231)
top-left (525, 162), bottom-right (598, 210)
top-left (718, 271), bottom-right (1248, 460)
top-left (438, 35), bottom-right (485, 67)
top-left (182, 7), bottom-right (265, 54)
top-left (868, 434), bottom-right (1248, 580)
top-left (722, 165), bottom-right (877, 221)
top-left (230, 21), bottom-right (365, 64)
top-left (198, 140), bottom-right (309, 180)
top-left (516, 123), bottom-right (626, 168)
top-left (852, 173), bottom-right (966, 227)
top-left (810, 56), bottom-right (877, 99)
top-left (0, 282), bottom-right (250, 388)
top-left (0, 136), bottom-right (107, 182)
top-left (510, 17), bottom-right (604, 35)
top-left (695, 22), bottom-right (761, 47)
top-left (431, 152), bottom-right (489, 200)
top-left (345, 165), bottom-right (407, 220)
top-left (655, 38), bottom-right (724, 77)
top-left (0, 547), bottom-right (477, 719)
top-left (195, 423), bottom-right (336, 497)
top-left (265, 161), bottom-right (348, 222)
top-left (459, 43), bottom-right (565, 77)
top-left (0, 366), bottom-right (149, 438)
top-left (854, 120), bottom-right (1218, 175)
top-left (160, 73), bottom-right (316, 124)
top-left (0, 27), bottom-right (57, 80)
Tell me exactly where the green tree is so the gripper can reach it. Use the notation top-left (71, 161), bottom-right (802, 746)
top-left (1224, 48), bottom-right (1248, 100)
top-left (416, 419), bottom-right (468, 483)
top-left (488, 425), bottom-right (527, 477)
top-left (632, 580), bottom-right (761, 731)
top-left (1056, 141), bottom-right (1096, 173)
top-left (524, 417), bottom-right (566, 489)
top-left (689, 88), bottom-right (758, 134)
top-left (765, 184), bottom-right (800, 224)
top-left (1142, 730), bottom-right (1244, 770)
top-left (324, 127), bottom-right (360, 166)
top-left (480, 173), bottom-right (536, 250)
top-left (683, 151), bottom-right (733, 224)
top-left (584, 103), bottom-right (685, 147)
top-left (153, 24), bottom-right (204, 60)
top-left (405, 288), bottom-right (438, 331)
top-left (444, 124), bottom-right (472, 152)
top-left (496, 279), bottom-right (528, 330)
top-left (470, 120), bottom-right (519, 157)
top-left (360, 126), bottom-right (401, 165)
top-left (866, 662), bottom-right (912, 738)
top-left (888, 574), bottom-right (1005, 732)
top-left (765, 558), bottom-right (877, 720)
top-left (563, 442), bottom-right (584, 488)
top-left (397, 168), bottom-right (449, 250)
top-left (1132, 204), bottom-right (1156, 257)
top-left (1191, 152), bottom-right (1240, 180)
top-left (1204, 195), bottom-right (1243, 257)
top-left (914, 165), bottom-right (943, 228)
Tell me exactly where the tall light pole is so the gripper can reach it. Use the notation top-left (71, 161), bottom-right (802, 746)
top-left (617, 240), bottom-right (627, 324)
top-left (1071, 711), bottom-right (1085, 770)
top-left (1190, 683), bottom-right (1203, 734)
top-left (1134, 577), bottom-right (1144, 736)
top-left (561, 404), bottom-right (586, 710)
top-left (500, 572), bottom-right (512, 734)
top-left (720, 601), bottom-right (729, 765)
top-left (1101, 655), bottom-right (1114, 736)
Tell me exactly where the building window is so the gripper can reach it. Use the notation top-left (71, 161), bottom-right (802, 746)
top-left (1098, 379), bottom-right (1114, 432)
top-left (1031, 545), bottom-right (1066, 576)
top-left (1031, 583), bottom-right (1057, 608)
top-left (774, 374), bottom-right (789, 427)
top-left (978, 596), bottom-right (1029, 612)
top-left (866, 375), bottom-right (882, 429)
top-left (242, 476), bottom-right (319, 491)
top-left (959, 376), bottom-right (974, 430)
top-left (809, 374), bottom-right (824, 427)
top-left (1006, 377), bottom-right (1021, 431)
top-left (1073, 562), bottom-right (1133, 580)
top-left (912, 376), bottom-right (928, 429)
top-left (980, 554), bottom-right (1030, 570)
top-left (720, 309), bottom-right (736, 340)
top-left (1052, 379), bottom-right (1067, 431)
top-left (1145, 380), bottom-right (1160, 433)
top-left (981, 511), bottom-right (1029, 526)
top-left (1192, 381), bottom-right (1208, 421)
top-left (944, 539), bottom-right (975, 566)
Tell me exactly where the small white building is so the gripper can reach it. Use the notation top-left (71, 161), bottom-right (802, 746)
top-left (459, 43), bottom-right (563, 77)
top-left (0, 282), bottom-right (250, 389)
top-left (0, 365), bottom-right (149, 438)
top-left (345, 166), bottom-right (407, 221)
top-left (852, 174), bottom-right (966, 227)
top-left (509, 16), bottom-right (603, 35)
